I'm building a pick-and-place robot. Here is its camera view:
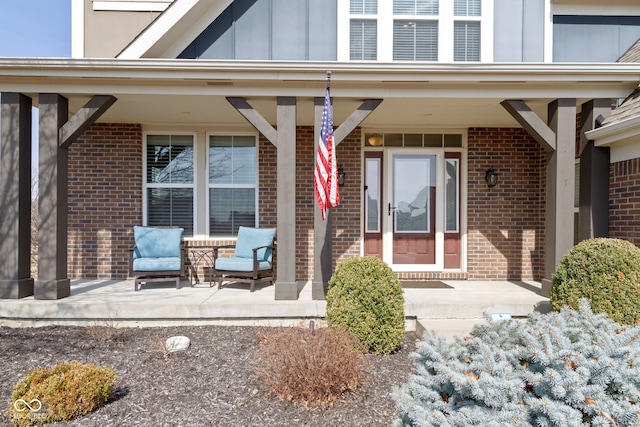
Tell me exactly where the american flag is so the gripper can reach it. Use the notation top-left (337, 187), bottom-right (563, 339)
top-left (314, 83), bottom-right (340, 220)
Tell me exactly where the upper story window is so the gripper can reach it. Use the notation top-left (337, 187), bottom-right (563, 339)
top-left (343, 0), bottom-right (491, 62)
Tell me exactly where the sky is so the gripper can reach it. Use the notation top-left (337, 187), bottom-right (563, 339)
top-left (0, 0), bottom-right (71, 57)
top-left (0, 0), bottom-right (71, 175)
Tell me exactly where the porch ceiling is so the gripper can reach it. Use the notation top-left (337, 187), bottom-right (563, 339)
top-left (1, 58), bottom-right (639, 129)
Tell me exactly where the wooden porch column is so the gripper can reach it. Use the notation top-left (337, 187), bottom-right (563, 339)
top-left (36, 94), bottom-right (116, 299)
top-left (545, 99), bottom-right (577, 295)
top-left (226, 96), bottom-right (298, 300)
top-left (275, 97), bottom-right (298, 300)
top-left (0, 93), bottom-right (34, 298)
top-left (36, 94), bottom-right (71, 299)
top-left (501, 99), bottom-right (576, 297)
top-left (579, 99), bottom-right (611, 241)
top-left (312, 98), bottom-right (382, 300)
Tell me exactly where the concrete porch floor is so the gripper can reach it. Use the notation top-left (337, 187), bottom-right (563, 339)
top-left (0, 279), bottom-right (550, 340)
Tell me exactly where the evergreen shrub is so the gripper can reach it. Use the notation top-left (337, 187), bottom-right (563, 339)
top-left (6, 361), bottom-right (117, 426)
top-left (326, 256), bottom-right (405, 355)
top-left (251, 326), bottom-right (370, 407)
top-left (393, 300), bottom-right (640, 426)
top-left (551, 237), bottom-right (640, 325)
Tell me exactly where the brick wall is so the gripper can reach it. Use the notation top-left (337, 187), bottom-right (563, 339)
top-left (68, 123), bottom-right (143, 279)
top-left (610, 158), bottom-right (640, 246)
top-left (67, 123), bottom-right (548, 282)
top-left (466, 128), bottom-right (546, 281)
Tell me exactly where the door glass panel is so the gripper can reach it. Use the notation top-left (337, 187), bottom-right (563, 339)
top-left (366, 158), bottom-right (381, 232)
top-left (445, 158), bottom-right (459, 232)
top-left (393, 155), bottom-right (435, 233)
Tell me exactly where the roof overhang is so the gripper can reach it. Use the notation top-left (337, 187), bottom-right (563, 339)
top-left (585, 114), bottom-right (640, 162)
top-left (1, 58), bottom-right (639, 129)
top-left (117, 0), bottom-right (233, 59)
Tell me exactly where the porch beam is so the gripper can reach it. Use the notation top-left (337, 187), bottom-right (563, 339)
top-left (59, 95), bottom-right (117, 149)
top-left (542, 98), bottom-right (577, 297)
top-left (274, 96), bottom-right (297, 300)
top-left (226, 97), bottom-right (278, 146)
top-left (501, 100), bottom-right (556, 152)
top-left (333, 99), bottom-right (383, 145)
top-left (312, 98), bottom-right (383, 300)
top-left (0, 93), bottom-right (34, 298)
top-left (578, 99), bottom-right (611, 241)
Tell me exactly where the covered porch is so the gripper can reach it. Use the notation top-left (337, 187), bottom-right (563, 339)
top-left (1, 59), bottom-right (639, 302)
top-left (0, 279), bottom-right (549, 339)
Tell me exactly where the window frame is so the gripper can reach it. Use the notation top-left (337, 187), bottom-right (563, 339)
top-left (340, 0), bottom-right (493, 62)
top-left (142, 132), bottom-right (197, 236)
top-left (206, 132), bottom-right (260, 238)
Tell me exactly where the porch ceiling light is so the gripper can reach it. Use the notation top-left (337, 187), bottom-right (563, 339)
top-left (485, 168), bottom-right (498, 188)
top-left (368, 134), bottom-right (383, 146)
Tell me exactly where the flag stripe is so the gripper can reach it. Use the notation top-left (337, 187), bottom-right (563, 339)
top-left (314, 84), bottom-right (340, 220)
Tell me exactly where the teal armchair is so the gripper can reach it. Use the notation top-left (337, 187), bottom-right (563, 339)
top-left (213, 226), bottom-right (276, 292)
top-left (129, 226), bottom-right (186, 291)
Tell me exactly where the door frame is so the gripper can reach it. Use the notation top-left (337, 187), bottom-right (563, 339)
top-left (383, 148), bottom-right (444, 271)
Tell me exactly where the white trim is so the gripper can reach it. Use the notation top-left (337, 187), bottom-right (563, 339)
top-left (610, 140), bottom-right (640, 163)
top-left (552, 4), bottom-right (640, 15)
top-left (71, 0), bottom-right (85, 59)
top-left (587, 115), bottom-right (640, 146)
top-left (93, 1), bottom-right (172, 12)
top-left (544, 0), bottom-right (553, 63)
top-left (117, 0), bottom-right (232, 59)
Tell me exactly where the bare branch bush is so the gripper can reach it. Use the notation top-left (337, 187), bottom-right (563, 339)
top-left (251, 326), bottom-right (371, 407)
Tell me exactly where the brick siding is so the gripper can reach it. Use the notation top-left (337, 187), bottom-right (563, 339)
top-left (609, 158), bottom-right (640, 245)
top-left (68, 123), bottom-right (143, 279)
top-left (466, 128), bottom-right (546, 281)
top-left (67, 124), bottom-right (549, 282)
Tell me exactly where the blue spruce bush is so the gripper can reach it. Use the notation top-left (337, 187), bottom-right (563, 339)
top-left (393, 300), bottom-right (640, 426)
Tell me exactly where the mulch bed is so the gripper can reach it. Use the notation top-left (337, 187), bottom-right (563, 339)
top-left (0, 325), bottom-right (418, 426)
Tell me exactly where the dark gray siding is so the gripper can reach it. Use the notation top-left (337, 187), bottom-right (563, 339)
top-left (493, 0), bottom-right (544, 62)
top-left (179, 0), bottom-right (337, 60)
top-left (553, 16), bottom-right (640, 62)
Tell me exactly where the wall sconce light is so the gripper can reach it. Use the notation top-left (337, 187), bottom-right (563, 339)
top-left (367, 134), bottom-right (383, 147)
top-left (338, 165), bottom-right (346, 186)
top-left (485, 168), bottom-right (498, 188)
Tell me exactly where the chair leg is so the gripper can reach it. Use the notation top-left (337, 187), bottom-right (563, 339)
top-left (250, 279), bottom-right (255, 292)
top-left (135, 279), bottom-right (140, 291)
top-left (176, 278), bottom-right (180, 290)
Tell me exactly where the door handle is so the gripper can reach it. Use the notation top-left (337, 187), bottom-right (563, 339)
top-left (388, 203), bottom-right (397, 216)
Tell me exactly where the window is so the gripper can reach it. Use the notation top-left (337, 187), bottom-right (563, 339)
top-left (454, 21), bottom-right (480, 61)
top-left (393, 20), bottom-right (438, 61)
top-left (343, 0), bottom-right (489, 62)
top-left (454, 0), bottom-right (480, 17)
top-left (209, 135), bottom-right (258, 237)
top-left (349, 0), bottom-right (377, 60)
top-left (144, 134), bottom-right (194, 236)
top-left (445, 158), bottom-right (459, 232)
top-left (350, 20), bottom-right (377, 60)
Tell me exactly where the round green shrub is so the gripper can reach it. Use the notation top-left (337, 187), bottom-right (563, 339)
top-left (326, 256), bottom-right (405, 355)
top-left (6, 361), bottom-right (117, 426)
top-left (551, 237), bottom-right (640, 325)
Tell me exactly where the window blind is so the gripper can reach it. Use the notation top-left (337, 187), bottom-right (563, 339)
top-left (393, 0), bottom-right (439, 15)
top-left (209, 135), bottom-right (257, 237)
top-left (393, 20), bottom-right (438, 61)
top-left (350, 20), bottom-right (377, 60)
top-left (454, 0), bottom-right (480, 16)
top-left (453, 21), bottom-right (480, 61)
top-left (350, 0), bottom-right (377, 14)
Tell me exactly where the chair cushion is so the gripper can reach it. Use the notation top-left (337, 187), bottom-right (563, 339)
top-left (234, 227), bottom-right (276, 262)
top-left (134, 226), bottom-right (184, 258)
top-left (132, 257), bottom-right (182, 272)
top-left (215, 257), bottom-right (272, 272)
